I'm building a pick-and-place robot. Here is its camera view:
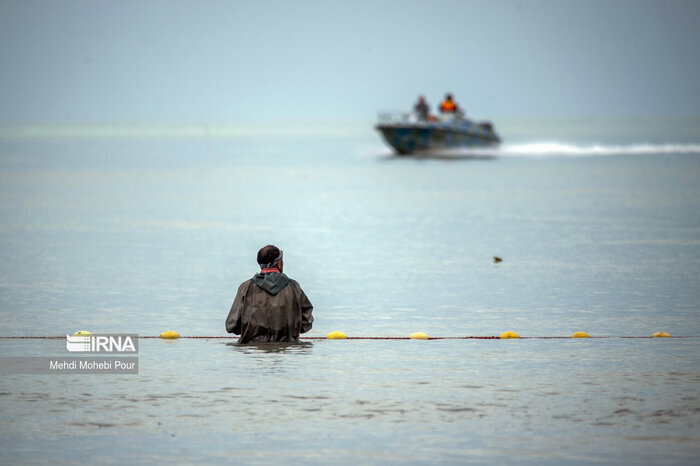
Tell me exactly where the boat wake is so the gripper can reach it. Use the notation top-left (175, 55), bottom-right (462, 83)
top-left (363, 141), bottom-right (700, 160)
top-left (467, 142), bottom-right (700, 158)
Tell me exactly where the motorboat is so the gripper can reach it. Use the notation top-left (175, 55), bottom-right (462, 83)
top-left (375, 112), bottom-right (501, 155)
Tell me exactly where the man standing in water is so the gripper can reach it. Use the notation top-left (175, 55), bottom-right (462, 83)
top-left (226, 245), bottom-right (314, 343)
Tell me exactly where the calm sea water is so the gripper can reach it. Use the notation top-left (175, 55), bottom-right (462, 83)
top-left (1, 119), bottom-right (699, 463)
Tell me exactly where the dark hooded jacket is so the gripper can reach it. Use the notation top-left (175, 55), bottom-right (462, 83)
top-left (225, 271), bottom-right (314, 343)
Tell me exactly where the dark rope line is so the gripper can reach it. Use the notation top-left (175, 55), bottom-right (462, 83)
top-left (0, 335), bottom-right (696, 340)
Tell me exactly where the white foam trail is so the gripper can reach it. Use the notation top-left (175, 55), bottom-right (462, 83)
top-left (495, 142), bottom-right (700, 157)
top-left (364, 142), bottom-right (700, 159)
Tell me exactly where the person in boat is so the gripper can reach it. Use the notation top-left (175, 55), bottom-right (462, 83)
top-left (439, 93), bottom-right (461, 114)
top-left (414, 95), bottom-right (430, 121)
top-left (226, 245), bottom-right (314, 343)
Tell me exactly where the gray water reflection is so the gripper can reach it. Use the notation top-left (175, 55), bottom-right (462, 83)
top-left (0, 338), bottom-right (699, 463)
top-left (228, 341), bottom-right (314, 354)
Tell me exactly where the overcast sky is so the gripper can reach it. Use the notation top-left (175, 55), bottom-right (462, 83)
top-left (1, 0), bottom-right (699, 122)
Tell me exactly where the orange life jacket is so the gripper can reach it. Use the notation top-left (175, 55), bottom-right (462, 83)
top-left (440, 100), bottom-right (456, 112)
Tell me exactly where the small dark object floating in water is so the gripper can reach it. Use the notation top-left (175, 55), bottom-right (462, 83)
top-left (376, 112), bottom-right (501, 155)
top-left (493, 256), bottom-right (503, 263)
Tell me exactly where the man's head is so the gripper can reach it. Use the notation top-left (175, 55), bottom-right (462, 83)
top-left (257, 245), bottom-right (284, 271)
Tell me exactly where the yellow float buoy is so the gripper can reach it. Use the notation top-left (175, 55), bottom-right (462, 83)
top-left (652, 331), bottom-right (670, 338)
top-left (410, 332), bottom-right (429, 340)
top-left (500, 331), bottom-right (519, 339)
top-left (72, 331), bottom-right (92, 336)
top-left (326, 331), bottom-right (347, 340)
top-left (571, 331), bottom-right (591, 338)
top-left (160, 331), bottom-right (179, 339)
